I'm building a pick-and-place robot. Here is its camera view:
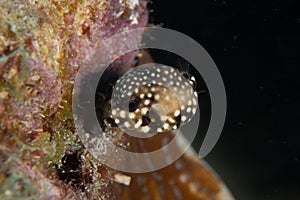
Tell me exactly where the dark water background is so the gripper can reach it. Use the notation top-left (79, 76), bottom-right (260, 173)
top-left (150, 0), bottom-right (300, 199)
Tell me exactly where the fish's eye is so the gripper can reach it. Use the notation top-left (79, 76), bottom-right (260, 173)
top-left (128, 97), bottom-right (141, 112)
top-left (181, 72), bottom-right (190, 80)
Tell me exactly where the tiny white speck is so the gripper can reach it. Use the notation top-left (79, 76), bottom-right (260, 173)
top-left (156, 68), bottom-right (161, 73)
top-left (162, 77), bottom-right (167, 82)
top-left (115, 119), bottom-right (120, 124)
top-left (152, 80), bottom-right (157, 84)
top-left (134, 77), bottom-right (138, 80)
top-left (157, 128), bottom-right (163, 132)
top-left (112, 109), bottom-right (117, 116)
top-left (151, 73), bottom-right (155, 77)
top-left (135, 88), bottom-right (139, 93)
top-left (143, 76), bottom-right (147, 80)
top-left (174, 110), bottom-right (180, 117)
top-left (182, 116), bottom-right (187, 121)
top-left (164, 70), bottom-right (169, 75)
top-left (178, 76), bottom-right (182, 81)
top-left (158, 82), bottom-right (162, 85)
top-left (150, 87), bottom-right (156, 92)
top-left (128, 85), bottom-right (132, 89)
top-left (140, 94), bottom-right (145, 99)
top-left (136, 82), bottom-right (140, 86)
top-left (165, 95), bottom-right (170, 101)
top-left (147, 93), bottom-right (152, 98)
top-left (154, 94), bottom-right (160, 100)
top-left (173, 125), bottom-right (177, 129)
top-left (181, 105), bottom-right (185, 110)
top-left (170, 75), bottom-right (173, 79)
top-left (156, 74), bottom-right (161, 78)
top-left (176, 82), bottom-right (180, 86)
top-left (127, 92), bottom-right (132, 96)
top-left (188, 100), bottom-right (192, 106)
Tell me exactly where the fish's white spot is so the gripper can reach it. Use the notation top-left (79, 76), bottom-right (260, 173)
top-left (112, 109), bottom-right (117, 116)
top-left (192, 108), bottom-right (197, 114)
top-left (124, 121), bottom-right (130, 128)
top-left (140, 94), bottom-right (145, 99)
top-left (144, 99), bottom-right (150, 105)
top-left (120, 111), bottom-right (126, 118)
top-left (134, 119), bottom-right (142, 128)
top-left (162, 77), bottom-right (167, 82)
top-left (142, 126), bottom-right (150, 133)
top-left (141, 107), bottom-right (148, 115)
top-left (147, 93), bottom-right (152, 98)
top-left (150, 86), bottom-right (155, 92)
top-left (168, 117), bottom-right (176, 123)
top-left (115, 119), bottom-right (120, 124)
top-left (160, 115), bottom-right (167, 121)
top-left (163, 123), bottom-right (169, 129)
top-left (193, 98), bottom-right (197, 105)
top-left (174, 110), bottom-right (180, 117)
top-left (187, 107), bottom-right (192, 113)
top-left (129, 113), bottom-right (135, 119)
top-left (157, 128), bottom-right (163, 132)
top-left (181, 116), bottom-right (187, 121)
top-left (154, 94), bottom-right (160, 101)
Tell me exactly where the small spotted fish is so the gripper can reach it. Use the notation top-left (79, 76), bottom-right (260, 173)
top-left (107, 64), bottom-right (198, 135)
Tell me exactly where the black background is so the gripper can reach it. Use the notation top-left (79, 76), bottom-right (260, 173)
top-left (150, 0), bottom-right (300, 199)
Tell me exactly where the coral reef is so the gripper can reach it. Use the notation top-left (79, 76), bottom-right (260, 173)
top-left (0, 0), bottom-right (147, 199)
